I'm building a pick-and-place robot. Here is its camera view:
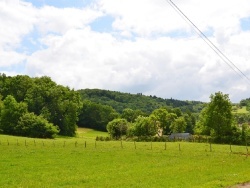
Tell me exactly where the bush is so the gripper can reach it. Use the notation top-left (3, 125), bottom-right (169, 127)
top-left (16, 113), bottom-right (59, 138)
top-left (96, 136), bottom-right (111, 141)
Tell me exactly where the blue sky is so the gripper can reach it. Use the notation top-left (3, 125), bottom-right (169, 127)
top-left (24, 0), bottom-right (93, 8)
top-left (1, 0), bottom-right (250, 102)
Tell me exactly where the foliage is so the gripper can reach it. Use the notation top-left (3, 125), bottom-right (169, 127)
top-left (0, 95), bottom-right (28, 135)
top-left (24, 77), bottom-right (81, 136)
top-left (78, 100), bottom-right (119, 131)
top-left (170, 116), bottom-right (187, 133)
top-left (241, 123), bottom-right (250, 144)
top-left (16, 113), bottom-right (59, 138)
top-left (0, 74), bottom-right (81, 137)
top-left (129, 116), bottom-right (158, 137)
top-left (106, 118), bottom-right (129, 139)
top-left (197, 92), bottom-right (234, 143)
top-left (151, 108), bottom-right (169, 129)
top-left (78, 89), bottom-right (204, 114)
top-left (121, 108), bottom-right (145, 122)
top-left (183, 112), bottom-right (196, 134)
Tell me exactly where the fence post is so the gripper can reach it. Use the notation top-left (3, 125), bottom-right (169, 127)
top-left (246, 141), bottom-right (249, 158)
top-left (151, 139), bottom-right (153, 150)
top-left (120, 139), bottom-right (123, 149)
top-left (134, 141), bottom-right (136, 149)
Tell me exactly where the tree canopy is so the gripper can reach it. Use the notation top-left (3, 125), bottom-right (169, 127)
top-left (0, 74), bottom-right (81, 137)
top-left (197, 92), bottom-right (234, 143)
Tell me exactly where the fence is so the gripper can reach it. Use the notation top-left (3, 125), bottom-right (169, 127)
top-left (0, 138), bottom-right (249, 157)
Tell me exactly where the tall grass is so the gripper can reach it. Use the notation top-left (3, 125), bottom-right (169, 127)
top-left (0, 130), bottom-right (249, 188)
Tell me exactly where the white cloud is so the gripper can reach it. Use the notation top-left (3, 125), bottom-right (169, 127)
top-left (36, 5), bottom-right (102, 35)
top-left (0, 1), bottom-right (36, 49)
top-left (1, 0), bottom-right (250, 102)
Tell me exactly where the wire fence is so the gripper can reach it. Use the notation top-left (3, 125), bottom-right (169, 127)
top-left (0, 138), bottom-right (249, 157)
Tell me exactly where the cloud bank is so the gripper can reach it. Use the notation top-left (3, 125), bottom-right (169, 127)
top-left (1, 0), bottom-right (250, 102)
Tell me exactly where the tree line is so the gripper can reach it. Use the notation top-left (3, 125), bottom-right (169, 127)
top-left (78, 89), bottom-right (204, 114)
top-left (0, 74), bottom-right (249, 145)
top-left (0, 74), bottom-right (81, 138)
top-left (106, 92), bottom-right (250, 145)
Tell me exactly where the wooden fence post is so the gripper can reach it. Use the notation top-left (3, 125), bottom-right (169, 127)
top-left (151, 140), bottom-right (153, 150)
top-left (246, 141), bottom-right (249, 158)
top-left (120, 139), bottom-right (123, 149)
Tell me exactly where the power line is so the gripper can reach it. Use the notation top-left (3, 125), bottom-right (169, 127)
top-left (166, 0), bottom-right (250, 84)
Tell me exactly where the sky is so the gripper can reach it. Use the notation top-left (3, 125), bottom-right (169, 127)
top-left (1, 0), bottom-right (250, 102)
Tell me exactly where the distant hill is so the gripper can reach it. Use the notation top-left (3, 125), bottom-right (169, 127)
top-left (78, 89), bottom-right (205, 114)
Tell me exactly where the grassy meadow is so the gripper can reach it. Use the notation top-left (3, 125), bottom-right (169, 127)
top-left (1, 128), bottom-right (250, 188)
top-left (233, 106), bottom-right (249, 114)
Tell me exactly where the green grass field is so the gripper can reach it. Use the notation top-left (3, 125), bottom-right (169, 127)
top-left (233, 106), bottom-right (249, 114)
top-left (1, 129), bottom-right (250, 188)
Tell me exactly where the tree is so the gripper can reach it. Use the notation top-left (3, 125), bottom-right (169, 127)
top-left (121, 108), bottom-right (147, 123)
top-left (170, 117), bottom-right (187, 133)
top-left (151, 108), bottom-right (168, 128)
top-left (25, 77), bottom-right (81, 136)
top-left (183, 112), bottom-right (196, 134)
top-left (78, 100), bottom-right (119, 131)
top-left (16, 112), bottom-right (59, 138)
top-left (199, 92), bottom-right (234, 143)
top-left (106, 118), bottom-right (129, 139)
top-left (130, 116), bottom-right (158, 137)
top-left (0, 75), bottom-right (34, 102)
top-left (165, 113), bottom-right (177, 134)
top-left (0, 95), bottom-right (28, 135)
top-left (241, 123), bottom-right (250, 144)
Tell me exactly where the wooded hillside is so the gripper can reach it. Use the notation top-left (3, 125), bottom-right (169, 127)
top-left (78, 89), bottom-right (204, 114)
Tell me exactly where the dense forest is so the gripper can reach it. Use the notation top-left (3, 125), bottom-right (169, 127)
top-left (0, 74), bottom-right (249, 144)
top-left (0, 74), bottom-right (81, 137)
top-left (78, 89), bottom-right (204, 114)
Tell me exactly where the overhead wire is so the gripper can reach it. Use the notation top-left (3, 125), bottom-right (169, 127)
top-left (165, 0), bottom-right (250, 84)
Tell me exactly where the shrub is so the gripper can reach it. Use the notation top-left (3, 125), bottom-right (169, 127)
top-left (16, 113), bottom-right (59, 138)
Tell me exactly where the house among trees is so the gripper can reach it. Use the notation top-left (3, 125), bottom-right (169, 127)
top-left (168, 133), bottom-right (192, 141)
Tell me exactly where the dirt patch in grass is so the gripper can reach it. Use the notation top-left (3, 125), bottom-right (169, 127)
top-left (230, 182), bottom-right (250, 188)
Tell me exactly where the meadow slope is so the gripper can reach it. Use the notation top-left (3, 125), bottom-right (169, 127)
top-left (0, 129), bottom-right (249, 188)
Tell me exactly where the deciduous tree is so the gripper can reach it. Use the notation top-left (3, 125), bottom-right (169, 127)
top-left (199, 92), bottom-right (234, 143)
top-left (106, 118), bottom-right (129, 139)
